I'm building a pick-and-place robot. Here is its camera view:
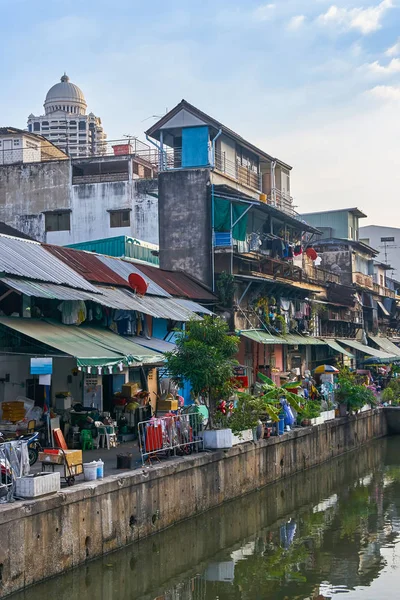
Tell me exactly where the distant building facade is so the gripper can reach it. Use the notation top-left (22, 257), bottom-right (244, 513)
top-left (0, 127), bottom-right (67, 165)
top-left (27, 74), bottom-right (106, 157)
top-left (360, 225), bottom-right (400, 278)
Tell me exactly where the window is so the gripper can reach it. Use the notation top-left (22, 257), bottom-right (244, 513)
top-left (380, 274), bottom-right (384, 286)
top-left (13, 139), bottom-right (20, 146)
top-left (45, 212), bottom-right (71, 232)
top-left (69, 121), bottom-right (76, 126)
top-left (42, 121), bottom-right (49, 126)
top-left (33, 122), bottom-right (40, 132)
top-left (109, 210), bottom-right (130, 228)
top-left (28, 124), bottom-right (32, 132)
top-left (79, 121), bottom-right (86, 131)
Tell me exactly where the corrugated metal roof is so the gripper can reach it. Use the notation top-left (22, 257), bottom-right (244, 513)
top-left (323, 339), bottom-right (355, 358)
top-left (130, 336), bottom-right (176, 353)
top-left (137, 264), bottom-right (217, 301)
top-left (98, 255), bottom-right (170, 297)
top-left (1, 278), bottom-right (98, 301)
top-left (0, 317), bottom-right (164, 367)
top-left (337, 339), bottom-right (396, 360)
top-left (44, 245), bottom-right (129, 287)
top-left (0, 235), bottom-right (99, 292)
top-left (90, 287), bottom-right (200, 321)
top-left (173, 298), bottom-right (213, 315)
top-left (368, 335), bottom-right (400, 357)
top-left (240, 330), bottom-right (327, 346)
top-left (284, 334), bottom-right (326, 346)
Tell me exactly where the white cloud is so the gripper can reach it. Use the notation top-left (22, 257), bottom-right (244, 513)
top-left (287, 15), bottom-right (306, 30)
top-left (369, 85), bottom-right (400, 100)
top-left (318, 0), bottom-right (393, 35)
top-left (386, 38), bottom-right (400, 56)
top-left (367, 58), bottom-right (400, 74)
top-left (253, 3), bottom-right (275, 21)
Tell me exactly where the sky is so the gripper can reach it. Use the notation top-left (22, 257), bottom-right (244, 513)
top-left (0, 0), bottom-right (399, 225)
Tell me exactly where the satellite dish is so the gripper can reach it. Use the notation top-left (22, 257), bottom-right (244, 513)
top-left (128, 273), bottom-right (148, 295)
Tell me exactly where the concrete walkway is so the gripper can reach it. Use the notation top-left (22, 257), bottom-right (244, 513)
top-left (31, 440), bottom-right (143, 483)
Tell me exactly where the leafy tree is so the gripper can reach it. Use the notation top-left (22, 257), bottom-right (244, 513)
top-left (164, 316), bottom-right (239, 427)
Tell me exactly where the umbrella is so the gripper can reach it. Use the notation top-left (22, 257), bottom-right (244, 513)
top-left (314, 365), bottom-right (339, 374)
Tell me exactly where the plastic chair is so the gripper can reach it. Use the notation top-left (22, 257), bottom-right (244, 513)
top-left (97, 426), bottom-right (110, 449)
top-left (80, 429), bottom-right (95, 451)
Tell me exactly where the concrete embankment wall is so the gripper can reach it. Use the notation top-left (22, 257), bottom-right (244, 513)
top-left (0, 409), bottom-right (388, 598)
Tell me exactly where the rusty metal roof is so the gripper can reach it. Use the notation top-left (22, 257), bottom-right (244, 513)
top-left (44, 245), bottom-right (129, 287)
top-left (137, 265), bottom-right (217, 302)
top-left (0, 235), bottom-right (99, 292)
top-left (97, 255), bottom-right (170, 298)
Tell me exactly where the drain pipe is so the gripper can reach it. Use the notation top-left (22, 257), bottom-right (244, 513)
top-left (146, 134), bottom-right (162, 170)
top-left (211, 129), bottom-right (222, 167)
top-left (271, 160), bottom-right (277, 205)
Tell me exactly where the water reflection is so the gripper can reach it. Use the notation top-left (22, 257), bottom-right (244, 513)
top-left (10, 437), bottom-right (400, 600)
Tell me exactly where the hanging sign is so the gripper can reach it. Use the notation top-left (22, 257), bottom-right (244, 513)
top-left (30, 357), bottom-right (53, 375)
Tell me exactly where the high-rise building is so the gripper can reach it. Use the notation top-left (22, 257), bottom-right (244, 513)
top-left (27, 73), bottom-right (106, 157)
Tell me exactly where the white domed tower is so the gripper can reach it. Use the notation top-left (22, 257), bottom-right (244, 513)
top-left (27, 74), bottom-right (106, 157)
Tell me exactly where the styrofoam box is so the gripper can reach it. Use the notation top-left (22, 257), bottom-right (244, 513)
top-left (15, 472), bottom-right (60, 498)
top-left (232, 429), bottom-right (253, 446)
top-left (203, 429), bottom-right (233, 449)
top-left (54, 396), bottom-right (72, 410)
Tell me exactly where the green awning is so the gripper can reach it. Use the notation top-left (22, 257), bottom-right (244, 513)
top-left (240, 329), bottom-right (284, 345)
top-left (323, 339), bottom-right (355, 358)
top-left (214, 197), bottom-right (248, 241)
top-left (240, 330), bottom-right (326, 346)
top-left (0, 317), bottom-right (164, 370)
top-left (368, 335), bottom-right (400, 357)
top-left (283, 334), bottom-right (326, 346)
top-left (337, 338), bottom-right (396, 361)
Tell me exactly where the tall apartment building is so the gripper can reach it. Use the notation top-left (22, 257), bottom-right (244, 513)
top-left (27, 74), bottom-right (106, 157)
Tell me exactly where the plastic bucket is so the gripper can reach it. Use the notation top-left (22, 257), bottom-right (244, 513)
top-left (96, 460), bottom-right (104, 479)
top-left (83, 462), bottom-right (98, 481)
top-left (117, 453), bottom-right (132, 469)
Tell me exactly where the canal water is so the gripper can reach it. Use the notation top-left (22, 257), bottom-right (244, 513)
top-left (9, 437), bottom-right (400, 600)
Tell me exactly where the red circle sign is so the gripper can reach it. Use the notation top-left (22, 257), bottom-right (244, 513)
top-left (128, 273), bottom-right (148, 295)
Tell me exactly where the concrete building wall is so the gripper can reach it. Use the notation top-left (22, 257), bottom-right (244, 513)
top-left (360, 225), bottom-right (400, 277)
top-left (317, 249), bottom-right (353, 286)
top-left (0, 160), bottom-right (71, 240)
top-left (0, 409), bottom-right (387, 597)
top-left (158, 169), bottom-right (212, 286)
top-left (302, 210), bottom-right (350, 240)
top-left (0, 160), bottom-right (159, 245)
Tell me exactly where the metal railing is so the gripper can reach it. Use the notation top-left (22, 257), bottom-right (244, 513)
top-left (138, 413), bottom-right (204, 465)
top-left (0, 439), bottom-right (29, 503)
top-left (214, 150), bottom-right (262, 191)
top-left (267, 188), bottom-right (297, 217)
top-left (306, 265), bottom-right (340, 284)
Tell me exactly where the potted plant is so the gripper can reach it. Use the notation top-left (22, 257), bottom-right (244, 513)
top-left (164, 316), bottom-right (240, 449)
top-left (297, 401), bottom-right (322, 426)
top-left (335, 368), bottom-right (377, 416)
top-left (228, 394), bottom-right (265, 444)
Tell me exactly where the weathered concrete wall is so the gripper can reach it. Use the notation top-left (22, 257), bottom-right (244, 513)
top-left (0, 410), bottom-right (388, 598)
top-left (49, 179), bottom-right (159, 246)
top-left (0, 161), bottom-right (71, 241)
top-left (0, 161), bottom-right (159, 245)
top-left (158, 169), bottom-right (212, 287)
top-left (8, 436), bottom-right (387, 600)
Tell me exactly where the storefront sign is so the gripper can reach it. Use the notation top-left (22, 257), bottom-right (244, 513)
top-left (30, 357), bottom-right (53, 375)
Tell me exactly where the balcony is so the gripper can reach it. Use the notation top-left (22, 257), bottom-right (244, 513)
top-left (354, 272), bottom-right (374, 290)
top-left (214, 150), bottom-right (261, 191)
top-left (304, 265), bottom-right (340, 285)
top-left (373, 282), bottom-right (396, 299)
top-left (267, 188), bottom-right (297, 217)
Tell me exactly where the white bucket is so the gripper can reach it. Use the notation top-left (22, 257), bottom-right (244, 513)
top-left (83, 462), bottom-right (98, 481)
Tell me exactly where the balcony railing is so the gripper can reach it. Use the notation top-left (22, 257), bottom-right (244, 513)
top-left (267, 188), bottom-right (297, 217)
top-left (373, 282), bottom-right (396, 298)
top-left (214, 150), bottom-right (262, 191)
top-left (305, 265), bottom-right (340, 285)
top-left (354, 272), bottom-right (374, 290)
